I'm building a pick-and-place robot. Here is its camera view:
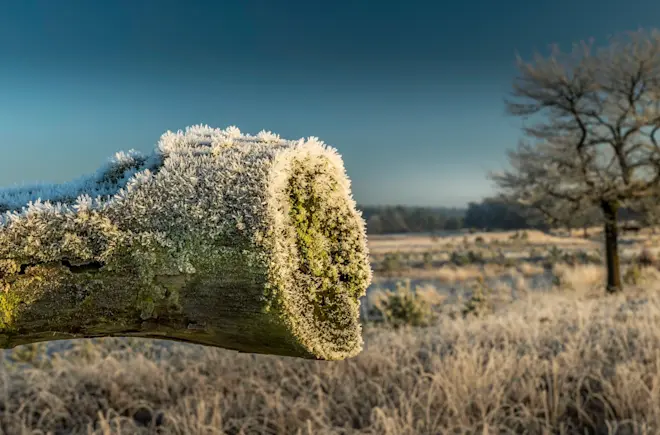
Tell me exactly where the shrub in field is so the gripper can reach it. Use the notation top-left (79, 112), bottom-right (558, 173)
top-left (637, 248), bottom-right (656, 267)
top-left (450, 251), bottom-right (469, 266)
top-left (371, 280), bottom-right (435, 328)
top-left (450, 250), bottom-right (484, 266)
top-left (422, 251), bottom-right (433, 269)
top-left (573, 249), bottom-right (602, 265)
top-left (468, 250), bottom-right (485, 264)
top-left (462, 277), bottom-right (493, 318)
top-left (551, 265), bottom-right (570, 289)
top-left (624, 264), bottom-right (643, 285)
top-left (544, 246), bottom-right (564, 268)
top-left (562, 250), bottom-right (601, 266)
top-left (509, 230), bottom-right (528, 241)
top-left (381, 252), bottom-right (404, 273)
top-left (7, 343), bottom-right (51, 369)
top-left (494, 249), bottom-right (516, 267)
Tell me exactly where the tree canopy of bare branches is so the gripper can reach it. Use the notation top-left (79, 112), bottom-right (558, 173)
top-left (491, 29), bottom-right (660, 292)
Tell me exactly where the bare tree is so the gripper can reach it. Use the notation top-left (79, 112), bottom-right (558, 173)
top-left (491, 29), bottom-right (660, 293)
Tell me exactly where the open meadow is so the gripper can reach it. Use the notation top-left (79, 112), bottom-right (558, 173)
top-left (3, 229), bottom-right (660, 434)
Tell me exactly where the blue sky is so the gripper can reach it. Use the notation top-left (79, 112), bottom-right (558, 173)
top-left (0, 0), bottom-right (658, 207)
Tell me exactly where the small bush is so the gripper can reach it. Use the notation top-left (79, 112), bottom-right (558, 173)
top-left (544, 246), bottom-right (564, 268)
top-left (372, 280), bottom-right (435, 328)
top-left (572, 250), bottom-right (602, 265)
top-left (562, 252), bottom-right (579, 266)
top-left (509, 231), bottom-right (528, 241)
top-left (475, 236), bottom-right (485, 244)
top-left (624, 264), bottom-right (643, 285)
top-left (551, 268), bottom-right (567, 289)
top-left (637, 248), bottom-right (656, 267)
top-left (468, 250), bottom-right (485, 264)
top-left (494, 249), bottom-right (516, 267)
top-left (422, 251), bottom-right (433, 269)
top-left (548, 246), bottom-right (563, 260)
top-left (381, 252), bottom-right (404, 273)
top-left (462, 277), bottom-right (493, 318)
top-left (450, 250), bottom-right (484, 266)
top-left (450, 251), bottom-right (470, 266)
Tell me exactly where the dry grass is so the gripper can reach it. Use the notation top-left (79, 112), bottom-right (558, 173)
top-left (552, 264), bottom-right (606, 293)
top-left (431, 264), bottom-right (486, 283)
top-left (367, 230), bottom-right (597, 255)
top-left (5, 231), bottom-right (660, 434)
top-left (517, 262), bottom-right (545, 277)
top-left (3, 283), bottom-right (660, 434)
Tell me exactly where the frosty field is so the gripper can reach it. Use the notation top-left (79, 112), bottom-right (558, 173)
top-left (2, 228), bottom-right (660, 434)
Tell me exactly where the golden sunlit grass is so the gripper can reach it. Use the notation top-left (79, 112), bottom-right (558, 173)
top-left (367, 229), bottom-right (599, 255)
top-left (517, 262), bottom-right (545, 277)
top-left (4, 231), bottom-right (660, 433)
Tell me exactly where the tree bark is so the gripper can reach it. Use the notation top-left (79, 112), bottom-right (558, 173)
top-left (0, 261), bottom-right (307, 356)
top-left (601, 200), bottom-right (622, 293)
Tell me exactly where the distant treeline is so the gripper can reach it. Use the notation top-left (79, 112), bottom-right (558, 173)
top-left (359, 198), bottom-right (646, 235)
top-left (359, 205), bottom-right (466, 234)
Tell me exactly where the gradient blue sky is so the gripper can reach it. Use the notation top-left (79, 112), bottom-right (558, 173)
top-left (0, 0), bottom-right (658, 207)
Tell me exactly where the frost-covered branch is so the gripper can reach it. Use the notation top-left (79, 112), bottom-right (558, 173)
top-left (0, 125), bottom-right (372, 361)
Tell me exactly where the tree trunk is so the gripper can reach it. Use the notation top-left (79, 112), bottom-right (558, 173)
top-left (0, 264), bottom-right (309, 355)
top-left (583, 226), bottom-right (588, 238)
top-left (0, 125), bottom-right (373, 361)
top-left (601, 200), bottom-right (622, 293)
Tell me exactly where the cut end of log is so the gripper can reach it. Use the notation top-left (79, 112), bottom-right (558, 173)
top-left (265, 146), bottom-right (372, 360)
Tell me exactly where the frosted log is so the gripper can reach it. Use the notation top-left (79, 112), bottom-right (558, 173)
top-left (0, 125), bottom-right (372, 360)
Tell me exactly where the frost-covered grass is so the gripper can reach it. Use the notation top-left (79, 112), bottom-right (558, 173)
top-left (368, 229), bottom-right (660, 284)
top-left (3, 279), bottom-right (660, 433)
